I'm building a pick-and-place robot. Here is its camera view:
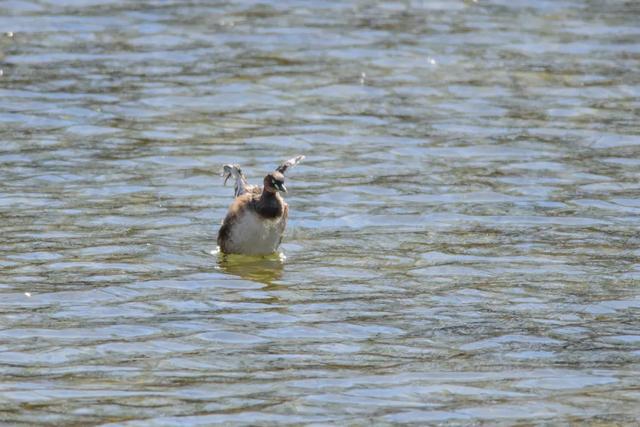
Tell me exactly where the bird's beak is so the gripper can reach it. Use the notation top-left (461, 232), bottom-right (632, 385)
top-left (276, 182), bottom-right (287, 193)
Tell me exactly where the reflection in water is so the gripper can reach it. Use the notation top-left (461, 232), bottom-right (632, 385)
top-left (214, 248), bottom-right (285, 285)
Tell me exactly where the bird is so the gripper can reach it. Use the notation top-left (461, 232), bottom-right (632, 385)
top-left (217, 155), bottom-right (304, 255)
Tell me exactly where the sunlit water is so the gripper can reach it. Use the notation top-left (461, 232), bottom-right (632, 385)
top-left (1, 0), bottom-right (639, 424)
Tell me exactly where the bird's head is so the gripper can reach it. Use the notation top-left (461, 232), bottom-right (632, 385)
top-left (264, 172), bottom-right (287, 194)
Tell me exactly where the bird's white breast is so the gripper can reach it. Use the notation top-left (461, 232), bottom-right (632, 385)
top-left (227, 210), bottom-right (283, 255)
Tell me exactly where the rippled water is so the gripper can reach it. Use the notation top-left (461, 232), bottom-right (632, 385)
top-left (1, 0), bottom-right (640, 424)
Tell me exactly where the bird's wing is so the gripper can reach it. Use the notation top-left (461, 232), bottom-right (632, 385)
top-left (275, 155), bottom-right (305, 174)
top-left (222, 164), bottom-right (256, 198)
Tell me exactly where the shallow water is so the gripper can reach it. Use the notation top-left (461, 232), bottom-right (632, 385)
top-left (1, 0), bottom-right (640, 424)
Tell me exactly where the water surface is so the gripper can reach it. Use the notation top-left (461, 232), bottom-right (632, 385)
top-left (1, 0), bottom-right (640, 424)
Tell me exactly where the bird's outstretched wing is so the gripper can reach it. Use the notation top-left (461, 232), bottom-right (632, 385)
top-left (222, 164), bottom-right (257, 198)
top-left (276, 155), bottom-right (305, 174)
top-left (222, 155), bottom-right (305, 198)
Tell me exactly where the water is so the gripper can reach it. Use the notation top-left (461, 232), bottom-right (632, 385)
top-left (1, 0), bottom-right (639, 424)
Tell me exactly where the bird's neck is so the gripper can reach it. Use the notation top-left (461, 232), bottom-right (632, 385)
top-left (256, 190), bottom-right (283, 219)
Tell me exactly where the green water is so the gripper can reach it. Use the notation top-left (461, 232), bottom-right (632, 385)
top-left (1, 0), bottom-right (639, 424)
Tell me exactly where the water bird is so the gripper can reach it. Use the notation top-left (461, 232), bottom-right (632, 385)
top-left (217, 155), bottom-right (304, 255)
